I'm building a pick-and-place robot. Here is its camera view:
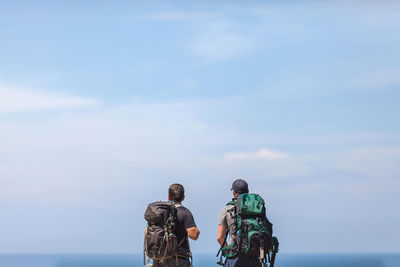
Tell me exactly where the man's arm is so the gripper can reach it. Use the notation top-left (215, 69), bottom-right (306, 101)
top-left (217, 224), bottom-right (227, 246)
top-left (183, 208), bottom-right (199, 240)
top-left (186, 227), bottom-right (200, 240)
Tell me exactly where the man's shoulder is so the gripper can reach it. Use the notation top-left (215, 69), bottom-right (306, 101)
top-left (218, 202), bottom-right (235, 226)
top-left (175, 204), bottom-right (193, 216)
top-left (220, 202), bottom-right (235, 213)
top-left (175, 203), bottom-right (188, 210)
top-left (175, 204), bottom-right (197, 229)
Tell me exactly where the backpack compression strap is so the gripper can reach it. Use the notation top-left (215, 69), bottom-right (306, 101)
top-left (269, 237), bottom-right (279, 267)
top-left (216, 201), bottom-right (236, 259)
top-left (143, 227), bottom-right (151, 266)
top-left (216, 228), bottom-right (228, 266)
top-left (173, 203), bottom-right (193, 260)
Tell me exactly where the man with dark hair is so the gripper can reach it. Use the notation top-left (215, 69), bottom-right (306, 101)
top-left (153, 183), bottom-right (200, 267)
top-left (217, 179), bottom-right (262, 267)
top-left (168, 183), bottom-right (185, 202)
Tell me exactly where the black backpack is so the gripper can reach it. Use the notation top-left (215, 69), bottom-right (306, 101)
top-left (143, 201), bottom-right (179, 264)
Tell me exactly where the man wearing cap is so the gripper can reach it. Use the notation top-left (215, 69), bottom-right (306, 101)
top-left (217, 179), bottom-right (261, 267)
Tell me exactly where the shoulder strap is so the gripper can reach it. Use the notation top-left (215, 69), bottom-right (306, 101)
top-left (226, 197), bottom-right (237, 206)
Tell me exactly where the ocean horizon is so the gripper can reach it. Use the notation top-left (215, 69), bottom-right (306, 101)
top-left (0, 253), bottom-right (399, 267)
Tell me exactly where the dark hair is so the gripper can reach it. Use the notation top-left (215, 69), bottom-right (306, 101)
top-left (168, 183), bottom-right (185, 202)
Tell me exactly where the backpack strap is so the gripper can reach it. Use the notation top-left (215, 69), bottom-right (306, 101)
top-left (216, 200), bottom-right (237, 258)
top-left (226, 201), bottom-right (235, 206)
top-left (143, 226), bottom-right (151, 266)
top-left (269, 237), bottom-right (279, 267)
top-left (172, 202), bottom-right (193, 259)
top-left (226, 200), bottom-right (236, 219)
top-left (143, 228), bottom-right (146, 265)
top-left (215, 228), bottom-right (229, 257)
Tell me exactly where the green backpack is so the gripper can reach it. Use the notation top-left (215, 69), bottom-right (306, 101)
top-left (217, 193), bottom-right (279, 267)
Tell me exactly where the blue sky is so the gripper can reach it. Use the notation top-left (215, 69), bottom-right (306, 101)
top-left (0, 0), bottom-right (400, 254)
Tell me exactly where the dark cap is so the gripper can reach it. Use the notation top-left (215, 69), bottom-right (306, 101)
top-left (231, 179), bottom-right (249, 193)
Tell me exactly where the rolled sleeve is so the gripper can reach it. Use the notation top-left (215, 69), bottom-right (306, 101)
top-left (183, 209), bottom-right (197, 229)
top-left (218, 206), bottom-right (229, 226)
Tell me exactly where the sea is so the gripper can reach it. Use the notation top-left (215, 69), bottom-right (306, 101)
top-left (0, 254), bottom-right (399, 267)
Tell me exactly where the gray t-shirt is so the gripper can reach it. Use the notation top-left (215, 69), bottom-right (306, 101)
top-left (218, 204), bottom-right (236, 243)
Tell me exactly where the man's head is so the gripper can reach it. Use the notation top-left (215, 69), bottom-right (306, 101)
top-left (231, 179), bottom-right (249, 195)
top-left (168, 183), bottom-right (185, 203)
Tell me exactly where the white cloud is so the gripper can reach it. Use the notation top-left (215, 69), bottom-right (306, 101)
top-left (180, 77), bottom-right (199, 89)
top-left (335, 1), bottom-right (400, 27)
top-left (343, 146), bottom-right (400, 177)
top-left (0, 85), bottom-right (100, 113)
top-left (303, 145), bottom-right (400, 180)
top-left (224, 148), bottom-right (289, 161)
top-left (188, 21), bottom-right (256, 62)
top-left (353, 68), bottom-right (400, 90)
top-left (0, 100), bottom-right (205, 201)
top-left (143, 12), bottom-right (218, 21)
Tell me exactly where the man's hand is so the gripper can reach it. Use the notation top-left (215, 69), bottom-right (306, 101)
top-left (217, 225), bottom-right (227, 246)
top-left (186, 227), bottom-right (200, 240)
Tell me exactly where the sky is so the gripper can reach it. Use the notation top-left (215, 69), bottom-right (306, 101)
top-left (0, 0), bottom-right (400, 255)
